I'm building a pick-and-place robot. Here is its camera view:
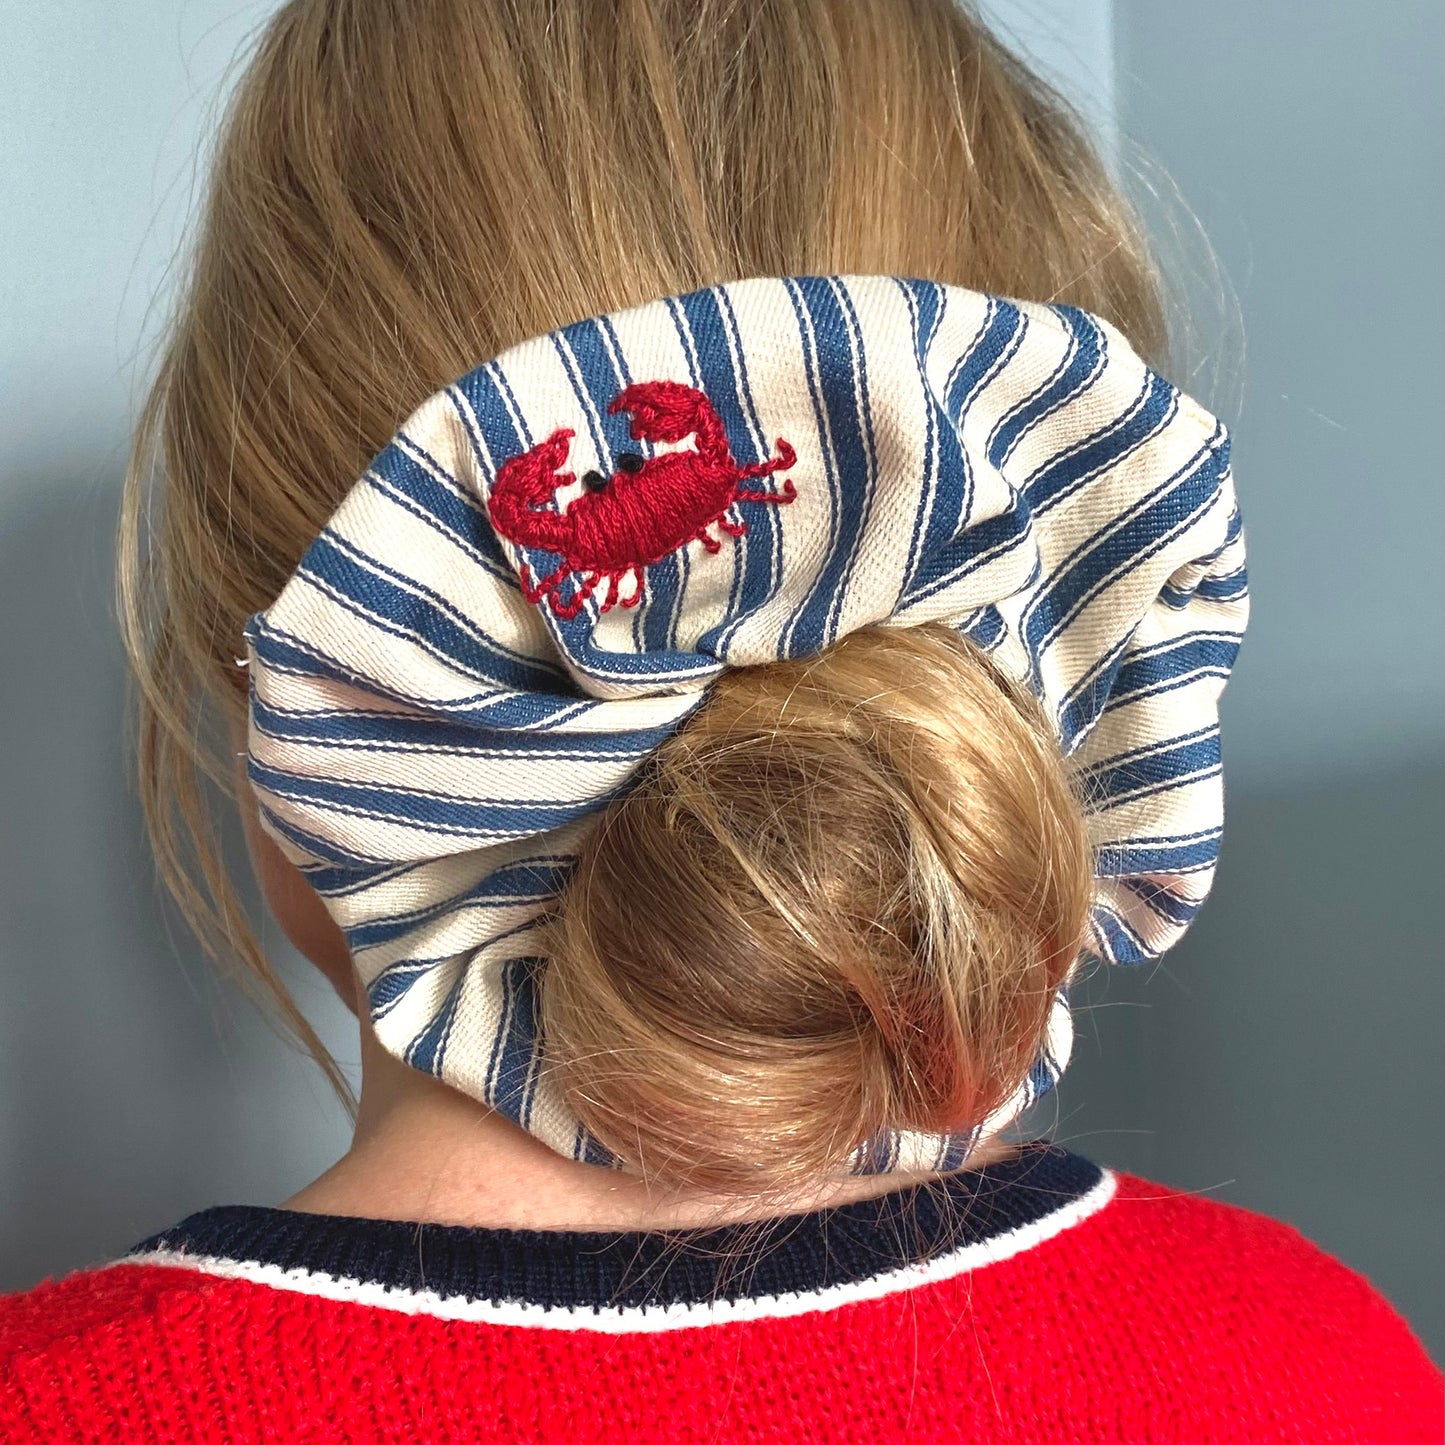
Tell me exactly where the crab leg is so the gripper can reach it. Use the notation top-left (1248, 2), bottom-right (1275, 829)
top-left (734, 476), bottom-right (797, 505)
top-left (619, 569), bottom-right (645, 608)
top-left (520, 560), bottom-right (570, 605)
top-left (736, 437), bottom-right (797, 483)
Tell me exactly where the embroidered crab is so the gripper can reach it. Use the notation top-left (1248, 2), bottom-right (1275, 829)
top-left (486, 379), bottom-right (797, 619)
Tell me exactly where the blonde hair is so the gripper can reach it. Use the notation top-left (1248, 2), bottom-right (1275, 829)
top-left (119, 0), bottom-right (1162, 1178)
top-left (542, 624), bottom-right (1092, 1193)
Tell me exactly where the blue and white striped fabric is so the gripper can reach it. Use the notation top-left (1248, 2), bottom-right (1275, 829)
top-left (244, 275), bottom-right (1248, 1174)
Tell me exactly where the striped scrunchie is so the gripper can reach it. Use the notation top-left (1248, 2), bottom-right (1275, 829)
top-left (244, 275), bottom-right (1248, 1173)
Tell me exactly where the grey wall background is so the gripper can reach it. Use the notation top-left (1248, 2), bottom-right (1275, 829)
top-left (2, 0), bottom-right (1440, 1360)
top-left (1047, 0), bottom-right (1445, 1362)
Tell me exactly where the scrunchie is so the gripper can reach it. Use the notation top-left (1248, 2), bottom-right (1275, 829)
top-left (244, 275), bottom-right (1248, 1173)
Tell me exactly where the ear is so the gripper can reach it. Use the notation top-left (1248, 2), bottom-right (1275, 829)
top-left (232, 728), bottom-right (360, 1013)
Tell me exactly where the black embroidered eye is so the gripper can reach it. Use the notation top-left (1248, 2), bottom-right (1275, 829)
top-left (582, 469), bottom-right (608, 492)
top-left (615, 451), bottom-right (645, 474)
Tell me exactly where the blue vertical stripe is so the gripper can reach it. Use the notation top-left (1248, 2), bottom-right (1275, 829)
top-left (779, 276), bottom-right (878, 654)
top-left (246, 274), bottom-right (1246, 1177)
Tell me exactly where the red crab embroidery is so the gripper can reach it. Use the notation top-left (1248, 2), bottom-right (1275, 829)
top-left (487, 380), bottom-right (797, 619)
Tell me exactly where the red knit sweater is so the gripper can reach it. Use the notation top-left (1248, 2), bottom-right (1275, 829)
top-left (1, 1147), bottom-right (1438, 1442)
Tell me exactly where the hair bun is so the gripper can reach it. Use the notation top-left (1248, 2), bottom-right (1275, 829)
top-left (539, 623), bottom-right (1093, 1195)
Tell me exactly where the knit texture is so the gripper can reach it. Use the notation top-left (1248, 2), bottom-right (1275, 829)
top-left (2, 1149), bottom-right (1438, 1443)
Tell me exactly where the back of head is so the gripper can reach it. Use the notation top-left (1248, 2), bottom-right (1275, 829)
top-left (124, 0), bottom-right (1161, 1188)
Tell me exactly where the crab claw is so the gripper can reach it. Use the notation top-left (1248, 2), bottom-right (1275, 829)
top-left (488, 426), bottom-right (578, 557)
top-left (609, 380), bottom-right (717, 444)
top-left (493, 427), bottom-right (574, 505)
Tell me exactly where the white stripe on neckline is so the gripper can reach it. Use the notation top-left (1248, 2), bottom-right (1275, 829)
top-left (122, 1170), bottom-right (1116, 1335)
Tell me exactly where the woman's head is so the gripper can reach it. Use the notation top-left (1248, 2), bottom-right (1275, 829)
top-left (122, 0), bottom-right (1162, 1182)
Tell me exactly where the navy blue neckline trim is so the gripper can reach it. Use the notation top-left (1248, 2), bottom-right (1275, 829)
top-left (128, 1145), bottom-right (1102, 1311)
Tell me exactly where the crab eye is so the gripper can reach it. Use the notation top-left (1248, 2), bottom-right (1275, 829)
top-left (582, 469), bottom-right (608, 492)
top-left (615, 451), bottom-right (645, 474)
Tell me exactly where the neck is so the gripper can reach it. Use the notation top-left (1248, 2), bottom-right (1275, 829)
top-left (282, 989), bottom-right (1008, 1232)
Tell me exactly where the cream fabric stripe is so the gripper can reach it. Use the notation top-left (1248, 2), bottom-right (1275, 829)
top-left (244, 274), bottom-right (1247, 1173)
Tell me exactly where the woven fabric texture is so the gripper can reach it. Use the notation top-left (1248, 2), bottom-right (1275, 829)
top-left (244, 275), bottom-right (1249, 1171)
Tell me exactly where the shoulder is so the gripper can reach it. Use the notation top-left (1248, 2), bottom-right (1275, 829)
top-left (1042, 1167), bottom-right (1443, 1436)
top-left (0, 1261), bottom-right (214, 1364)
top-left (1094, 1168), bottom-right (1429, 1325)
top-left (0, 1259), bottom-right (268, 1442)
